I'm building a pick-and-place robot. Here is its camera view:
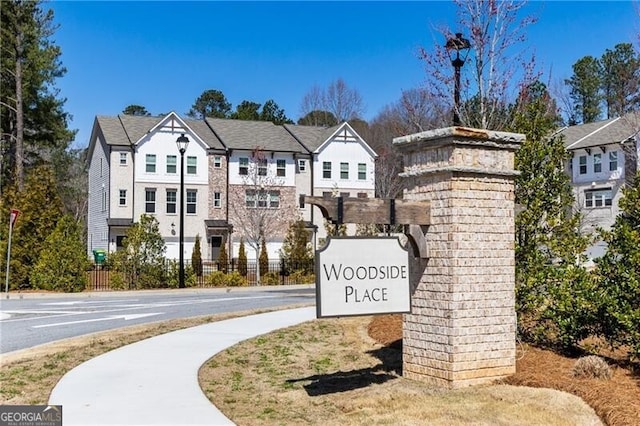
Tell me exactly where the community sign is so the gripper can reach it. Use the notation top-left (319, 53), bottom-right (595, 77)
top-left (316, 237), bottom-right (411, 318)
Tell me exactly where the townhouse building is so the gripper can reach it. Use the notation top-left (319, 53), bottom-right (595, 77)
top-left (86, 112), bottom-right (376, 262)
top-left (557, 111), bottom-right (639, 260)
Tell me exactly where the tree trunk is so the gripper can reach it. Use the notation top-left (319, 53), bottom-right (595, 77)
top-left (15, 26), bottom-right (25, 191)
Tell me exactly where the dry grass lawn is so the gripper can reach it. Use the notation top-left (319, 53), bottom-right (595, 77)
top-left (199, 316), bottom-right (603, 425)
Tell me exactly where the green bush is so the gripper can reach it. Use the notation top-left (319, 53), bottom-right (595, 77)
top-left (166, 260), bottom-right (197, 288)
top-left (289, 270), bottom-right (315, 284)
top-left (109, 272), bottom-right (129, 290)
top-left (226, 272), bottom-right (248, 287)
top-left (30, 215), bottom-right (89, 292)
top-left (238, 238), bottom-right (248, 277)
top-left (192, 235), bottom-right (203, 277)
top-left (206, 271), bottom-right (247, 287)
top-left (261, 271), bottom-right (280, 285)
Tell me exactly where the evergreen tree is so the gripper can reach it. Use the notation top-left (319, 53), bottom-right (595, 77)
top-left (565, 56), bottom-right (603, 123)
top-left (30, 215), bottom-right (88, 292)
top-left (187, 89), bottom-right (231, 119)
top-left (0, 165), bottom-right (63, 289)
top-left (600, 43), bottom-right (640, 118)
top-left (510, 81), bottom-right (592, 348)
top-left (280, 220), bottom-right (313, 272)
top-left (122, 104), bottom-right (151, 116)
top-left (191, 234), bottom-right (203, 277)
top-left (259, 238), bottom-right (269, 278)
top-left (110, 214), bottom-right (166, 289)
top-left (595, 172), bottom-right (640, 360)
top-left (217, 241), bottom-right (228, 274)
top-left (238, 238), bottom-right (247, 277)
top-left (1, 0), bottom-right (74, 192)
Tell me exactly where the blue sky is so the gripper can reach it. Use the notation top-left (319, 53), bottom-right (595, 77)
top-left (47, 1), bottom-right (639, 149)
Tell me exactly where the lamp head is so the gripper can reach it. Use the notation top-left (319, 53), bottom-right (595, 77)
top-left (176, 134), bottom-right (190, 153)
top-left (445, 32), bottom-right (471, 66)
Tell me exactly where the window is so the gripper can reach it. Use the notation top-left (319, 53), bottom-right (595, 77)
top-left (585, 188), bottom-right (612, 208)
top-left (101, 188), bottom-right (107, 212)
top-left (214, 156), bottom-right (222, 168)
top-left (145, 189), bottom-right (156, 213)
top-left (186, 189), bottom-right (197, 214)
top-left (340, 162), bottom-right (349, 179)
top-left (245, 190), bottom-right (256, 208)
top-left (258, 159), bottom-right (267, 176)
top-left (187, 156), bottom-right (197, 174)
top-left (579, 156), bottom-right (587, 174)
top-left (119, 189), bottom-right (126, 206)
top-left (358, 163), bottom-right (366, 180)
top-left (166, 189), bottom-right (176, 214)
top-left (298, 159), bottom-right (306, 172)
top-left (146, 154), bottom-right (156, 173)
top-left (609, 151), bottom-right (618, 171)
top-left (269, 191), bottom-right (280, 208)
top-left (323, 162), bottom-right (331, 179)
top-left (245, 190), bottom-right (279, 208)
top-left (593, 153), bottom-right (602, 173)
top-left (322, 191), bottom-right (332, 198)
top-left (340, 192), bottom-right (350, 198)
top-left (166, 155), bottom-right (177, 174)
top-left (213, 192), bottom-right (221, 208)
top-left (276, 159), bottom-right (286, 177)
top-left (119, 153), bottom-right (127, 165)
top-left (357, 192), bottom-right (368, 198)
top-left (239, 157), bottom-right (249, 175)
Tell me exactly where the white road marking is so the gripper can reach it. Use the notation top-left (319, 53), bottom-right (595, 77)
top-left (32, 313), bottom-right (163, 328)
top-left (1, 295), bottom-right (278, 323)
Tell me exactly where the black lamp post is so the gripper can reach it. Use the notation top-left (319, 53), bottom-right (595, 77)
top-left (176, 133), bottom-right (190, 289)
top-left (445, 32), bottom-right (471, 126)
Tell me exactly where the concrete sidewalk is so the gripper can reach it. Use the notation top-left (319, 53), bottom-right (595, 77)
top-left (49, 306), bottom-right (316, 426)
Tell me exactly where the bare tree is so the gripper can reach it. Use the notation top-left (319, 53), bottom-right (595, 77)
top-left (299, 78), bottom-right (365, 124)
top-left (418, 0), bottom-right (539, 130)
top-left (228, 148), bottom-right (293, 284)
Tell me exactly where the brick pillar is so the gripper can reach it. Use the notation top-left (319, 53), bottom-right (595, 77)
top-left (394, 127), bottom-right (525, 388)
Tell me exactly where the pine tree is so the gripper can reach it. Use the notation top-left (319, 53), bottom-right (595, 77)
top-left (191, 234), bottom-right (203, 277)
top-left (30, 215), bottom-right (88, 292)
top-left (238, 238), bottom-right (247, 277)
top-left (595, 172), bottom-right (640, 359)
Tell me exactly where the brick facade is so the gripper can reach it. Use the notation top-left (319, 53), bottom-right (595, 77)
top-left (394, 127), bottom-right (524, 388)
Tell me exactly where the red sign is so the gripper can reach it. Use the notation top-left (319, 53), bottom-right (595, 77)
top-left (10, 209), bottom-right (19, 227)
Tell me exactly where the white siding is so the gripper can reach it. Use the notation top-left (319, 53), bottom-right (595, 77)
top-left (87, 134), bottom-right (110, 257)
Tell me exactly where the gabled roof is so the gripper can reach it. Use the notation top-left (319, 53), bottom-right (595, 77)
top-left (205, 118), bottom-right (306, 153)
top-left (558, 111), bottom-right (640, 150)
top-left (92, 114), bottom-right (226, 150)
top-left (283, 123), bottom-right (339, 152)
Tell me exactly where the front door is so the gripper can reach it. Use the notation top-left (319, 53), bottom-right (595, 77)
top-left (210, 236), bottom-right (223, 261)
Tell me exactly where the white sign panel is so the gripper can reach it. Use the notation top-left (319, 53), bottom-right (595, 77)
top-left (316, 237), bottom-right (410, 318)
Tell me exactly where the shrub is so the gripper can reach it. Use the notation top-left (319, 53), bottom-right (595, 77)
top-left (226, 272), bottom-right (248, 287)
top-left (261, 271), bottom-right (280, 285)
top-left (238, 238), bottom-right (248, 277)
top-left (289, 270), bottom-right (315, 284)
top-left (166, 260), bottom-right (196, 288)
top-left (259, 239), bottom-right (269, 276)
top-left (572, 355), bottom-right (612, 379)
top-left (109, 272), bottom-right (129, 290)
top-left (206, 271), bottom-right (228, 287)
top-left (192, 235), bottom-right (203, 277)
top-left (217, 242), bottom-right (229, 274)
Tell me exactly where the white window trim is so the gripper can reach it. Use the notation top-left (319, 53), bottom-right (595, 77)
top-left (166, 155), bottom-right (177, 174)
top-left (213, 156), bottom-right (222, 168)
top-left (186, 189), bottom-right (197, 214)
top-left (118, 189), bottom-right (127, 206)
top-left (213, 192), bottom-right (221, 208)
top-left (166, 189), bottom-right (177, 215)
top-left (146, 154), bottom-right (157, 174)
top-left (119, 152), bottom-right (127, 166)
top-left (186, 156), bottom-right (197, 175)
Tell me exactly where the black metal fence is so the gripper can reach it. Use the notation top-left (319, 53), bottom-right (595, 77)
top-left (87, 259), bottom-right (314, 291)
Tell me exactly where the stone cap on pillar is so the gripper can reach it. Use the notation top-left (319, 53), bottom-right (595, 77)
top-left (393, 126), bottom-right (525, 178)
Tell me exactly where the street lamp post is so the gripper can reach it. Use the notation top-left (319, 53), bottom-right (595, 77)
top-left (176, 133), bottom-right (190, 289)
top-left (445, 32), bottom-right (471, 126)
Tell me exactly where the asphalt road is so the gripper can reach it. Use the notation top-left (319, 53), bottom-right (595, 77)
top-left (0, 286), bottom-right (315, 354)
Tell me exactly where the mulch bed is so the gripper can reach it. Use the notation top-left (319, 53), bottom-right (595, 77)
top-left (368, 314), bottom-right (640, 426)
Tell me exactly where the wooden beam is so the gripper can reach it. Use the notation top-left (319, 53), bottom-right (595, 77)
top-left (300, 195), bottom-right (430, 225)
